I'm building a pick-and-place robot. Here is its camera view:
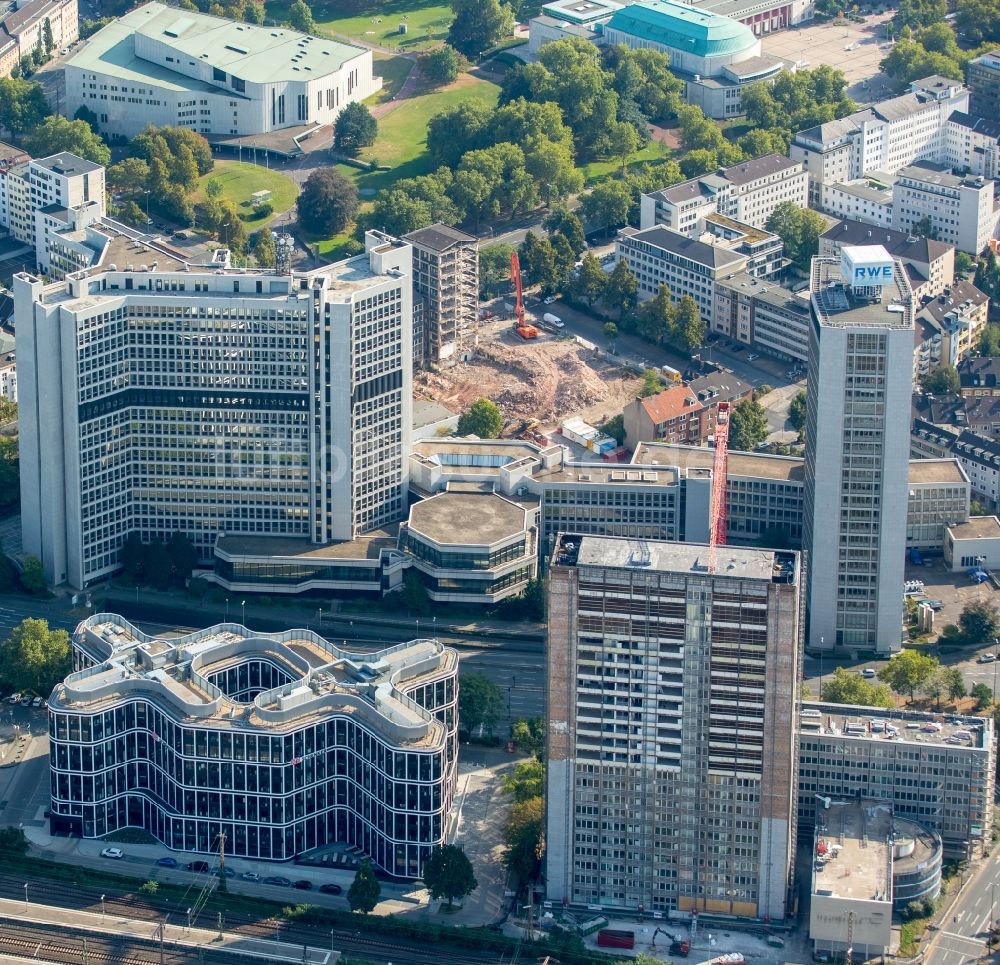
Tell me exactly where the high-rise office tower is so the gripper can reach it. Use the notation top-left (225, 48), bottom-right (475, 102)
top-left (15, 230), bottom-right (412, 589)
top-left (402, 223), bottom-right (478, 366)
top-left (546, 535), bottom-right (802, 919)
top-left (803, 246), bottom-right (914, 654)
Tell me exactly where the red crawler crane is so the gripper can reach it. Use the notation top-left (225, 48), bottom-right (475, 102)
top-left (509, 251), bottom-right (539, 340)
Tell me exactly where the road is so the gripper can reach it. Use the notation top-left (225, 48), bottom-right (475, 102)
top-left (926, 851), bottom-right (1000, 965)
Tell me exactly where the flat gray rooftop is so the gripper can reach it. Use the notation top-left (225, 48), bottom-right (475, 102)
top-left (407, 491), bottom-right (528, 546)
top-left (811, 258), bottom-right (913, 330)
top-left (813, 799), bottom-right (892, 902)
top-left (574, 535), bottom-right (780, 581)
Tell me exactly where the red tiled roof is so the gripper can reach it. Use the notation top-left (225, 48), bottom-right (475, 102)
top-left (640, 384), bottom-right (701, 424)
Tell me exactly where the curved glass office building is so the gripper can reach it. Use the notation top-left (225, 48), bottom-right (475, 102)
top-left (49, 615), bottom-right (458, 878)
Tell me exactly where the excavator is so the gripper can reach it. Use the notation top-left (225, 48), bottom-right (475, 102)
top-left (509, 251), bottom-right (539, 340)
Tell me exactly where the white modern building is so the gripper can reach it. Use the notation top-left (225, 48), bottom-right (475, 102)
top-left (791, 77), bottom-right (970, 205)
top-left (64, 2), bottom-right (379, 139)
top-left (892, 161), bottom-right (998, 255)
top-left (15, 230), bottom-right (412, 589)
top-left (546, 535), bottom-right (801, 919)
top-left (804, 246), bottom-right (915, 654)
top-left (944, 111), bottom-right (1000, 181)
top-left (818, 173), bottom-right (895, 228)
top-left (616, 224), bottom-right (747, 325)
top-left (640, 154), bottom-right (807, 233)
top-left (601, 0), bottom-right (783, 118)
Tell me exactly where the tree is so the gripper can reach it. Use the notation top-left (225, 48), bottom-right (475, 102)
top-left (479, 243), bottom-right (513, 297)
top-left (0, 618), bottom-right (71, 695)
top-left (73, 104), bottom-right (99, 130)
top-left (639, 368), bottom-right (663, 398)
top-left (286, 0), bottom-right (316, 33)
top-left (954, 252), bottom-right (975, 278)
top-left (297, 169), bottom-right (359, 236)
top-left (447, 0), bottom-right (515, 58)
top-left (820, 667), bottom-right (894, 708)
top-left (145, 539), bottom-right (173, 590)
top-left (959, 599), bottom-right (1000, 645)
top-left (920, 365), bottom-right (960, 395)
top-left (604, 260), bottom-right (638, 322)
top-left (426, 99), bottom-right (492, 169)
top-left (218, 200), bottom-right (248, 254)
top-left (971, 682), bottom-right (994, 710)
top-left (572, 252), bottom-right (607, 308)
top-left (509, 717), bottom-right (545, 756)
top-left (940, 666), bottom-right (966, 702)
top-left (120, 532), bottom-right (146, 583)
top-left (347, 859), bottom-right (381, 913)
top-left (676, 294), bottom-right (705, 353)
top-left (0, 437), bottom-right (18, 512)
top-left (42, 17), bottom-right (54, 53)
top-left (602, 322), bottom-right (618, 348)
top-left (457, 398), bottom-right (503, 439)
top-left (166, 532), bottom-right (197, 585)
top-left (789, 390), bottom-right (807, 433)
top-left (766, 202), bottom-right (826, 272)
top-left (0, 827), bottom-right (28, 857)
top-left (636, 283), bottom-right (674, 345)
top-left (878, 649), bottom-right (939, 702)
top-left (23, 115), bottom-right (110, 166)
top-left (895, 0), bottom-right (947, 31)
top-left (422, 45), bottom-right (463, 85)
top-left (108, 157), bottom-right (150, 197)
top-left (544, 206), bottom-right (585, 258)
top-left (20, 555), bottom-right (44, 594)
top-left (333, 102), bottom-right (377, 155)
top-left (502, 758), bottom-right (545, 802)
top-left (910, 214), bottom-right (937, 240)
top-left (370, 169), bottom-right (461, 236)
top-left (956, 0), bottom-right (1000, 46)
top-left (401, 569), bottom-right (432, 616)
top-left (205, 177), bottom-right (223, 200)
top-left (458, 671), bottom-right (505, 735)
top-left (608, 120), bottom-right (641, 172)
top-left (979, 325), bottom-right (1000, 357)
top-left (728, 398), bottom-right (769, 452)
top-left (580, 179), bottom-right (632, 235)
top-left (504, 796), bottom-right (544, 878)
top-left (421, 844), bottom-right (478, 907)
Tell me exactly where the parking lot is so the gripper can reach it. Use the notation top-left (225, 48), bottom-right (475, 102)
top-left (762, 13), bottom-right (898, 101)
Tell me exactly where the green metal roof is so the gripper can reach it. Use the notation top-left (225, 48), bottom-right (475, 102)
top-left (605, 0), bottom-right (756, 58)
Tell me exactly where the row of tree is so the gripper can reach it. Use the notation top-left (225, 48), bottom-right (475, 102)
top-left (120, 532), bottom-right (198, 590)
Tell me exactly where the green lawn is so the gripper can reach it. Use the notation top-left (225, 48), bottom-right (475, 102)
top-left (366, 54), bottom-right (413, 106)
top-left (580, 139), bottom-right (671, 185)
top-left (193, 161), bottom-right (299, 229)
top-left (348, 73), bottom-right (501, 191)
top-left (266, 0), bottom-right (453, 50)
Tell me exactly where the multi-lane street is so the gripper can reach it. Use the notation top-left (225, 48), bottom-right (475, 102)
top-left (927, 850), bottom-right (1000, 965)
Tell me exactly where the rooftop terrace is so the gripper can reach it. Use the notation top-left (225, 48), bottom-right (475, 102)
top-left (813, 799), bottom-right (892, 902)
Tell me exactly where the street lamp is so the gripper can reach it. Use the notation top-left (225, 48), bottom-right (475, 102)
top-left (23, 882), bottom-right (28, 910)
top-left (225, 598), bottom-right (229, 622)
top-left (101, 895), bottom-right (106, 922)
top-left (241, 600), bottom-right (246, 626)
top-left (143, 189), bottom-right (151, 222)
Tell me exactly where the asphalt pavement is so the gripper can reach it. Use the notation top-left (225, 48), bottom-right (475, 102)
top-left (926, 850), bottom-right (1000, 965)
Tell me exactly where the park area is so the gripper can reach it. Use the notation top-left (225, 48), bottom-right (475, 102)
top-left (192, 161), bottom-right (299, 230)
top-left (267, 0), bottom-right (453, 50)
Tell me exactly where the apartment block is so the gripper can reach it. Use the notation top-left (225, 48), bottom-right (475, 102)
top-left (0, 141), bottom-right (29, 228)
top-left (804, 249), bottom-right (915, 654)
top-left (15, 230), bottom-right (412, 589)
top-left (713, 272), bottom-right (812, 361)
top-left (791, 77), bottom-right (969, 205)
top-left (57, 614), bottom-right (458, 876)
top-left (0, 0), bottom-right (78, 79)
top-left (546, 536), bottom-right (801, 919)
top-left (797, 702), bottom-right (995, 857)
top-left (402, 223), bottom-right (478, 366)
top-left (818, 174), bottom-right (895, 228)
top-left (944, 112), bottom-right (1000, 181)
top-left (967, 49), bottom-right (1000, 120)
top-left (616, 225), bottom-right (747, 326)
top-left (913, 279), bottom-right (990, 381)
top-left (819, 219), bottom-right (954, 300)
top-left (0, 351), bottom-right (14, 403)
top-left (892, 161), bottom-right (998, 255)
top-left (640, 154), bottom-right (807, 233)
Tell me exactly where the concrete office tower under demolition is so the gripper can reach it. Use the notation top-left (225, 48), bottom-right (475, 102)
top-left (545, 535), bottom-right (802, 919)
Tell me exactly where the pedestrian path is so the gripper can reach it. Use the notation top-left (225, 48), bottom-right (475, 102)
top-left (0, 896), bottom-right (337, 963)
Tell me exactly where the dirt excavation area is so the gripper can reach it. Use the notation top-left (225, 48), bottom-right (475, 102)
top-left (416, 333), bottom-right (642, 428)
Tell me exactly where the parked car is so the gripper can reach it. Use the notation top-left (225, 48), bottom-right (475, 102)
top-left (747, 353), bottom-right (759, 361)
top-left (978, 652), bottom-right (996, 664)
top-left (240, 872), bottom-right (261, 882)
top-left (263, 876), bottom-right (291, 887)
top-left (213, 866), bottom-right (235, 878)
top-left (186, 860), bottom-right (211, 872)
top-left (7, 693), bottom-right (19, 705)
top-left (31, 696), bottom-right (42, 708)
top-left (542, 296), bottom-right (557, 305)
top-left (293, 880), bottom-right (313, 890)
top-left (20, 694), bottom-right (32, 706)
top-left (101, 847), bottom-right (124, 859)
top-left (861, 668), bottom-right (877, 678)
top-left (156, 856), bottom-right (178, 867)
top-left (319, 883), bottom-right (343, 895)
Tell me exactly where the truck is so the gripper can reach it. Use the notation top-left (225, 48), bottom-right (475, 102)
top-left (542, 313), bottom-right (564, 328)
top-left (597, 929), bottom-right (635, 949)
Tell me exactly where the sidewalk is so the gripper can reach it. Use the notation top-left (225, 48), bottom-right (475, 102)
top-left (0, 894), bottom-right (338, 963)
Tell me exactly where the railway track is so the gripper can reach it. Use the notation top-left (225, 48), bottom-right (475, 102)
top-left (0, 873), bottom-right (510, 965)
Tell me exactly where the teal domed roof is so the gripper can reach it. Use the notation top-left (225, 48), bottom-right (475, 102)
top-left (605, 0), bottom-right (757, 58)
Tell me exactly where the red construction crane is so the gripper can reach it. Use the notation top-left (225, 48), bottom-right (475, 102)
top-left (509, 251), bottom-right (538, 340)
top-left (707, 400), bottom-right (731, 573)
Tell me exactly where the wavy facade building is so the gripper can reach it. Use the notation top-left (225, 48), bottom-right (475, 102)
top-left (49, 615), bottom-right (458, 878)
